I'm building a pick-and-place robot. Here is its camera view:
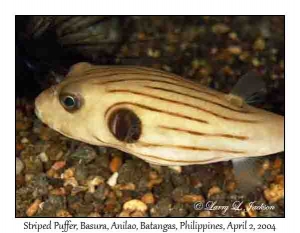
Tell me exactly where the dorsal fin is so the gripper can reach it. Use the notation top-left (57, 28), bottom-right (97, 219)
top-left (66, 62), bottom-right (94, 79)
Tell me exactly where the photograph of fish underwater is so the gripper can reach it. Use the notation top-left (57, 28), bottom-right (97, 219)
top-left (15, 16), bottom-right (284, 217)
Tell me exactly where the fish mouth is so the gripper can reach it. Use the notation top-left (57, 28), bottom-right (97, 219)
top-left (34, 106), bottom-right (43, 120)
top-left (34, 93), bottom-right (46, 122)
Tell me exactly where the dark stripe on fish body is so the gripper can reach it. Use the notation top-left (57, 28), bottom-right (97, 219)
top-left (90, 73), bottom-right (220, 98)
top-left (144, 85), bottom-right (250, 113)
top-left (104, 102), bottom-right (209, 124)
top-left (139, 142), bottom-right (245, 154)
top-left (158, 125), bottom-right (249, 140)
top-left (84, 66), bottom-right (184, 81)
top-left (107, 89), bottom-right (258, 123)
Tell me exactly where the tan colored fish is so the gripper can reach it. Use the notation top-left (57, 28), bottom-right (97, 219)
top-left (35, 62), bottom-right (284, 169)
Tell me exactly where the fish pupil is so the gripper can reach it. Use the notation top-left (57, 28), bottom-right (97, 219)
top-left (64, 96), bottom-right (75, 107)
top-left (108, 108), bottom-right (141, 143)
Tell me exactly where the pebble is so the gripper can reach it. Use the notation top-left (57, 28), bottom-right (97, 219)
top-left (115, 183), bottom-right (136, 191)
top-left (94, 152), bottom-right (110, 168)
top-left (179, 194), bottom-right (204, 203)
top-left (275, 175), bottom-right (284, 186)
top-left (245, 203), bottom-right (257, 217)
top-left (136, 176), bottom-right (149, 193)
top-left (172, 185), bottom-right (190, 202)
top-left (252, 57), bottom-right (261, 67)
top-left (107, 172), bottom-right (119, 187)
top-left (51, 161), bottom-right (66, 171)
top-left (25, 174), bottom-right (34, 183)
top-left (137, 32), bottom-right (146, 40)
top-left (56, 209), bottom-right (72, 217)
top-left (153, 180), bottom-right (174, 199)
top-left (227, 46), bottom-right (242, 55)
top-left (259, 160), bottom-right (270, 177)
top-left (150, 197), bottom-right (172, 217)
top-left (207, 185), bottom-right (222, 198)
top-left (88, 212), bottom-right (101, 217)
top-left (64, 177), bottom-right (79, 188)
top-left (253, 38), bottom-right (266, 51)
top-left (16, 143), bottom-right (25, 152)
top-left (131, 210), bottom-right (147, 217)
top-left (70, 145), bottom-right (97, 164)
top-left (239, 51), bottom-right (250, 61)
top-left (39, 126), bottom-right (56, 141)
top-left (16, 174), bottom-right (25, 187)
top-left (273, 158), bottom-right (282, 170)
top-left (212, 23), bottom-right (230, 34)
top-left (21, 137), bottom-right (29, 144)
top-left (87, 176), bottom-right (105, 193)
top-left (46, 144), bottom-right (64, 161)
top-left (169, 166), bottom-right (182, 173)
top-left (123, 199), bottom-right (148, 213)
top-left (240, 210), bottom-right (247, 217)
top-left (199, 210), bottom-right (212, 217)
top-left (26, 199), bottom-right (41, 216)
top-left (62, 167), bottom-right (75, 180)
top-left (83, 192), bottom-right (94, 204)
top-left (46, 168), bottom-right (59, 178)
top-left (109, 156), bottom-right (123, 173)
top-left (280, 60), bottom-right (284, 70)
top-left (169, 203), bottom-right (187, 217)
top-left (38, 152), bottom-right (49, 163)
top-left (74, 164), bottom-right (88, 181)
top-left (147, 48), bottom-right (161, 58)
top-left (228, 32), bottom-right (238, 40)
top-left (262, 159), bottom-right (271, 170)
top-left (117, 160), bottom-right (145, 185)
top-left (264, 183), bottom-right (284, 203)
top-left (16, 120), bottom-right (32, 131)
top-left (48, 177), bottom-right (64, 188)
top-left (141, 192), bottom-right (155, 205)
top-left (171, 172), bottom-right (187, 187)
top-left (118, 210), bottom-right (131, 217)
top-left (93, 184), bottom-right (109, 201)
top-left (190, 174), bottom-right (202, 188)
top-left (191, 59), bottom-right (201, 69)
top-left (104, 198), bottom-right (121, 214)
top-left (16, 157), bottom-right (24, 175)
top-left (71, 186), bottom-right (88, 196)
top-left (222, 65), bottom-right (234, 76)
top-left (147, 177), bottom-right (163, 189)
top-left (149, 170), bottom-right (159, 180)
top-left (50, 188), bottom-right (66, 196)
top-left (226, 181), bottom-right (237, 193)
top-left (23, 156), bottom-right (43, 174)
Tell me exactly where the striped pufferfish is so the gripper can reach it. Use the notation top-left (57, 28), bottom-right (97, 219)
top-left (35, 62), bottom-right (284, 170)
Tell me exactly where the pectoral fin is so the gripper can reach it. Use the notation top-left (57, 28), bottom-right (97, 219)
top-left (226, 71), bottom-right (266, 108)
top-left (232, 157), bottom-right (263, 194)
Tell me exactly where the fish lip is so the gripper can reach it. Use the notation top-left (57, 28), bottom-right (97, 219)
top-left (34, 106), bottom-right (42, 120)
top-left (34, 93), bottom-right (44, 120)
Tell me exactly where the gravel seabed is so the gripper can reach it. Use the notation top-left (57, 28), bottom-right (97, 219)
top-left (16, 16), bottom-right (284, 217)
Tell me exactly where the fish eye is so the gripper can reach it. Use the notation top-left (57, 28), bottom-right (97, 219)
top-left (108, 108), bottom-right (142, 143)
top-left (59, 93), bottom-right (81, 111)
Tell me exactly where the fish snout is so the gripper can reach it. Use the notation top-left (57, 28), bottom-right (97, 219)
top-left (34, 88), bottom-right (56, 123)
